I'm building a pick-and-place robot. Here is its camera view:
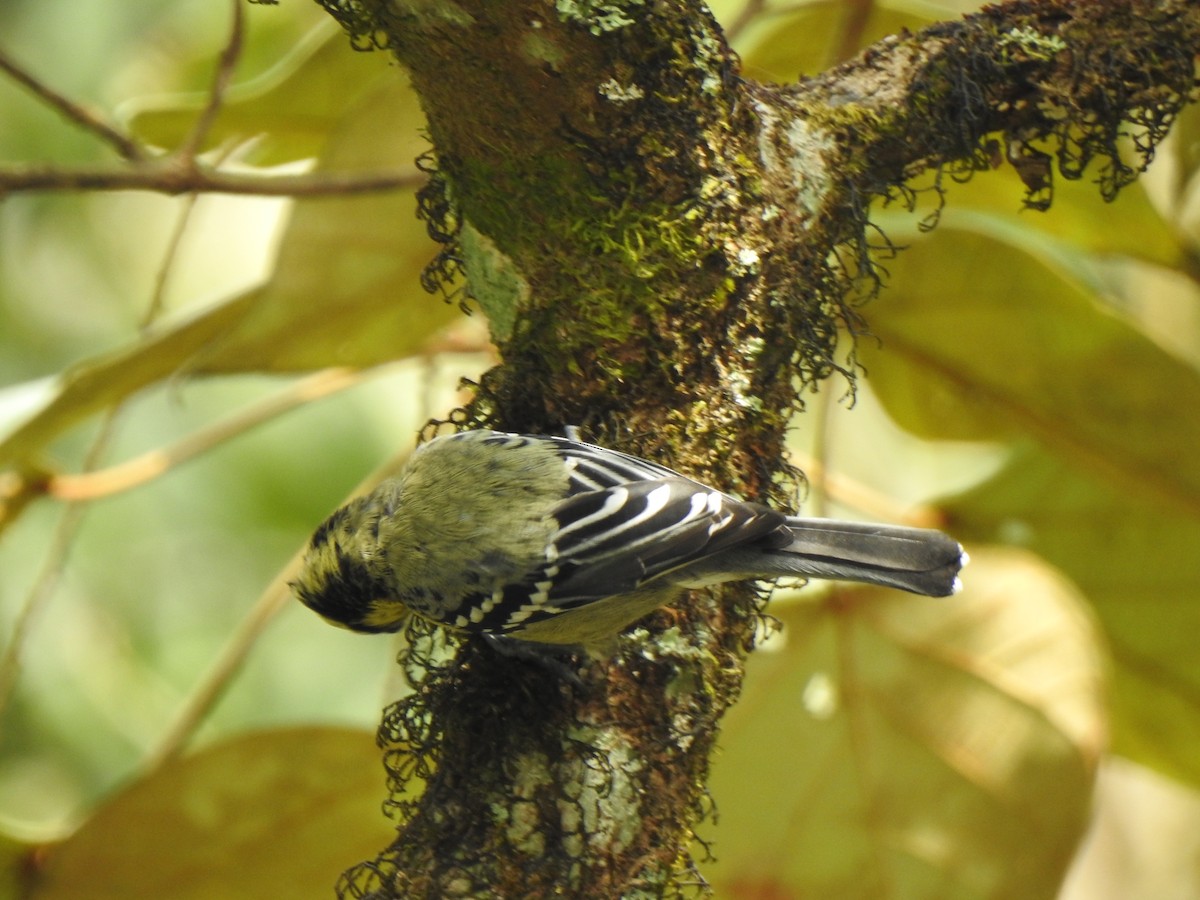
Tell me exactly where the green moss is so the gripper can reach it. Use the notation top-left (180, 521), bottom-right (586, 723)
top-left (449, 153), bottom-right (734, 386)
top-left (459, 222), bottom-right (530, 344)
top-left (521, 30), bottom-right (567, 70)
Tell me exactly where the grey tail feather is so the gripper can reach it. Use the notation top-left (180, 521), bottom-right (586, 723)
top-left (764, 516), bottom-right (966, 597)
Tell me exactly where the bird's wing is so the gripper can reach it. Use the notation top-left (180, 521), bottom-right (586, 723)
top-left (546, 476), bottom-right (785, 599)
top-left (450, 433), bottom-right (785, 634)
top-left (532, 433), bottom-right (790, 590)
top-left (457, 430), bottom-right (684, 488)
top-left (462, 477), bottom-right (786, 635)
top-left (550, 437), bottom-right (686, 490)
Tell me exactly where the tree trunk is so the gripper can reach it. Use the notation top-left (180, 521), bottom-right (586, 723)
top-left (308, 1), bottom-right (1200, 895)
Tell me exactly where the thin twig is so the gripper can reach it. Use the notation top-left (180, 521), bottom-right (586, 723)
top-left (145, 190), bottom-right (203, 324)
top-left (0, 10), bottom-right (419, 200)
top-left (51, 368), bottom-right (369, 501)
top-left (0, 161), bottom-right (422, 196)
top-left (143, 140), bottom-right (244, 323)
top-left (142, 445), bottom-right (415, 771)
top-left (0, 417), bottom-right (119, 719)
top-left (0, 169), bottom-right (224, 717)
top-left (141, 549), bottom-right (304, 772)
top-left (177, 0), bottom-right (245, 161)
top-left (0, 46), bottom-right (145, 161)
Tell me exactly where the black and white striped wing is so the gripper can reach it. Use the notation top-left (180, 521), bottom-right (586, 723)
top-left (542, 436), bottom-right (788, 588)
top-left (544, 477), bottom-right (785, 603)
top-left (467, 479), bottom-right (783, 634)
top-left (451, 432), bottom-right (785, 635)
top-left (550, 436), bottom-right (686, 491)
top-left (458, 430), bottom-right (687, 489)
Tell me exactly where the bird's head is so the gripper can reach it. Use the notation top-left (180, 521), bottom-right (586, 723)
top-left (291, 496), bottom-right (409, 633)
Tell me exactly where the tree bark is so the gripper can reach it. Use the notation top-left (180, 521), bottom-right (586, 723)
top-left (309, 0), bottom-right (1200, 895)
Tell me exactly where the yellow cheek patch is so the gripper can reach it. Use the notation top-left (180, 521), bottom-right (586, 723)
top-left (362, 599), bottom-right (410, 630)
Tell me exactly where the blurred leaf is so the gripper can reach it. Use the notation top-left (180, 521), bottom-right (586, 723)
top-left (1057, 758), bottom-right (1200, 900)
top-left (738, 2), bottom-right (936, 81)
top-left (924, 169), bottom-right (1184, 270)
top-left (30, 727), bottom-right (397, 900)
top-left (704, 550), bottom-right (1104, 899)
top-left (0, 297), bottom-right (258, 467)
top-left (861, 226), bottom-right (1200, 518)
top-left (945, 445), bottom-right (1200, 787)
top-left (124, 21), bottom-right (397, 166)
top-left (861, 197), bottom-right (1200, 794)
top-left (1173, 102), bottom-right (1200, 246)
top-left (1169, 100), bottom-right (1200, 200)
top-left (0, 827), bottom-right (36, 900)
top-left (195, 62), bottom-right (456, 373)
top-left (0, 47), bottom-right (460, 468)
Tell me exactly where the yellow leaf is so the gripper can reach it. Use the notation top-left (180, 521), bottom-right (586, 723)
top-left (31, 727), bottom-right (398, 900)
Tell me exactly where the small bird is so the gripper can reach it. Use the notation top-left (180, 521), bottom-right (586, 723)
top-left (293, 430), bottom-right (966, 653)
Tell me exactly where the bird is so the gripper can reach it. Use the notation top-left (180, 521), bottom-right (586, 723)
top-left (293, 429), bottom-right (966, 654)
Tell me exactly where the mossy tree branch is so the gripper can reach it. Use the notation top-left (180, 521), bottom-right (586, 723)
top-left (307, 0), bottom-right (1200, 896)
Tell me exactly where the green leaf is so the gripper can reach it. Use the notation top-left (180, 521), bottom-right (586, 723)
top-left (945, 445), bottom-right (1200, 787)
top-left (1168, 100), bottom-right (1200, 201)
top-left (124, 21), bottom-right (401, 166)
top-left (890, 165), bottom-right (1183, 270)
top-left (0, 49), bottom-right (459, 468)
top-left (737, 2), bottom-right (937, 81)
top-left (703, 550), bottom-right (1104, 899)
top-left (30, 727), bottom-right (398, 900)
top-left (193, 62), bottom-right (456, 373)
top-left (861, 225), bottom-right (1200, 518)
top-left (0, 296), bottom-right (259, 467)
top-left (859, 214), bottom-right (1200, 790)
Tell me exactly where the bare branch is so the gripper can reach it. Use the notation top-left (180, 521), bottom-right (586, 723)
top-left (142, 439), bottom-right (415, 772)
top-left (0, 45), bottom-right (146, 161)
top-left (0, 160), bottom-right (423, 196)
top-left (0, 417), bottom-right (119, 720)
top-left (0, 9), bottom-right (419, 202)
top-left (178, 0), bottom-right (246, 160)
top-left (50, 368), bottom-right (368, 502)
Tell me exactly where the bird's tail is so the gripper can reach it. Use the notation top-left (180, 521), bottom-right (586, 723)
top-left (763, 516), bottom-right (966, 597)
